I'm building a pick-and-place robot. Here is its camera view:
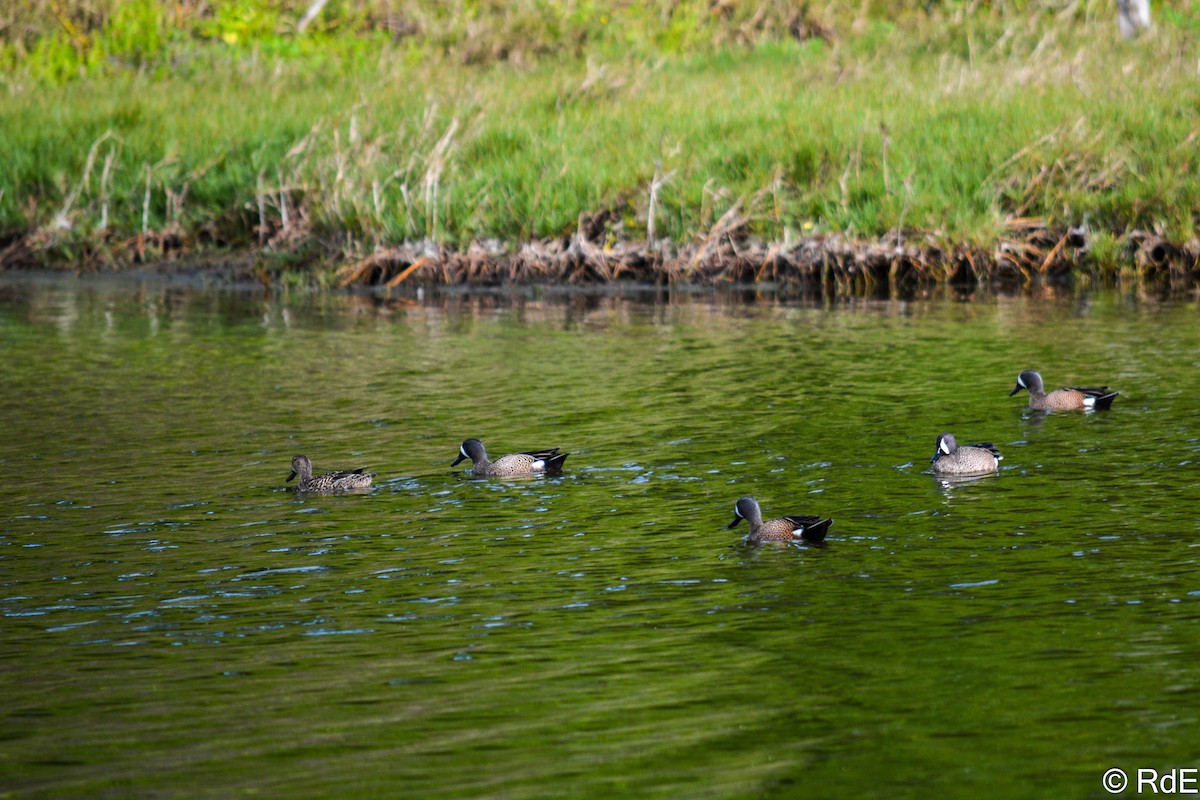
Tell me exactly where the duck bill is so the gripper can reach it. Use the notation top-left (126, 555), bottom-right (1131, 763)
top-left (1008, 384), bottom-right (1023, 396)
top-left (451, 453), bottom-right (467, 467)
top-left (286, 470), bottom-right (297, 482)
top-left (727, 516), bottom-right (743, 530)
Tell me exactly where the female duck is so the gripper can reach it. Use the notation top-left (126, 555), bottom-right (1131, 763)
top-left (286, 455), bottom-right (375, 493)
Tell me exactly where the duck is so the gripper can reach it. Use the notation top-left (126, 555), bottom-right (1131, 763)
top-left (451, 438), bottom-right (568, 477)
top-left (286, 455), bottom-right (375, 493)
top-left (929, 433), bottom-right (1000, 476)
top-left (1009, 370), bottom-right (1118, 411)
top-left (727, 496), bottom-right (832, 545)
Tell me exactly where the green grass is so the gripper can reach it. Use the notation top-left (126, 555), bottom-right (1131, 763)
top-left (2, 0), bottom-right (1198, 276)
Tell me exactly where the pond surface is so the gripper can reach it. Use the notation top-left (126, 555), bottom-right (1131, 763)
top-left (2, 274), bottom-right (1199, 799)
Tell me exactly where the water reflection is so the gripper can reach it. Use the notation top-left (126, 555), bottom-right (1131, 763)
top-left (933, 472), bottom-right (1001, 490)
top-left (4, 271), bottom-right (1195, 336)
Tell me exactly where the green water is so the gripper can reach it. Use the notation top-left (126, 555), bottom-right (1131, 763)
top-left (1, 276), bottom-right (1198, 799)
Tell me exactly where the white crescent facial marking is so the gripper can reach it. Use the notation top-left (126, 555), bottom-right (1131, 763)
top-left (940, 438), bottom-right (952, 455)
top-left (460, 445), bottom-right (469, 457)
top-left (1017, 376), bottom-right (1026, 388)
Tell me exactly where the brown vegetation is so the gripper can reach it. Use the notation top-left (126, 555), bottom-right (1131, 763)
top-left (330, 218), bottom-right (1200, 291)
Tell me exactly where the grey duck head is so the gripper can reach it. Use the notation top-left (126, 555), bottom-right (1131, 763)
top-left (728, 496), bottom-right (762, 529)
top-left (452, 438), bottom-right (486, 467)
top-left (1009, 370), bottom-right (1044, 397)
top-left (930, 433), bottom-right (957, 463)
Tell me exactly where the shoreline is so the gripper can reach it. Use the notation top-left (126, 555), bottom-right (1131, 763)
top-left (6, 6), bottom-right (1199, 297)
top-left (329, 222), bottom-right (1200, 289)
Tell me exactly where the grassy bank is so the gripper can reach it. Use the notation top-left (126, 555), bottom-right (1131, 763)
top-left (2, 1), bottom-right (1199, 286)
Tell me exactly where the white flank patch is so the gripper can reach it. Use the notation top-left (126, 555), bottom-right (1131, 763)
top-left (530, 459), bottom-right (545, 471)
top-left (1083, 396), bottom-right (1096, 408)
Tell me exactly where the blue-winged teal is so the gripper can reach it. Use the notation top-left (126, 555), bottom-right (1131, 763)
top-left (727, 496), bottom-right (832, 546)
top-left (452, 438), bottom-right (569, 477)
top-left (286, 454), bottom-right (375, 493)
top-left (929, 433), bottom-right (1001, 476)
top-left (1010, 370), bottom-right (1118, 411)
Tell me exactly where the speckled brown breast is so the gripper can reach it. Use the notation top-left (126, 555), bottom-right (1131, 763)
top-left (1031, 388), bottom-right (1091, 411)
top-left (931, 446), bottom-right (999, 476)
top-left (479, 453), bottom-right (544, 477)
top-left (473, 448), bottom-right (568, 477)
top-left (748, 517), bottom-right (808, 542)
